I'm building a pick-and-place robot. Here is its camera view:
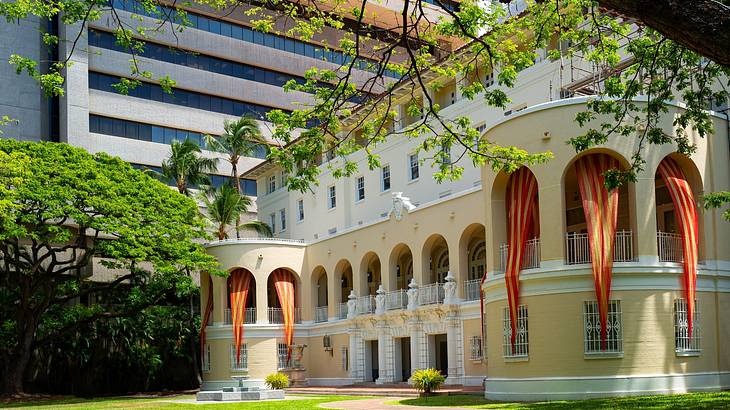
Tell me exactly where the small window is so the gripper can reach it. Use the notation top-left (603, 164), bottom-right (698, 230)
top-left (356, 176), bottom-right (365, 202)
top-left (381, 165), bottom-right (391, 192)
top-left (341, 346), bottom-right (349, 371)
top-left (328, 185), bottom-right (337, 209)
top-left (502, 305), bottom-right (528, 358)
top-left (280, 209), bottom-right (286, 232)
top-left (469, 336), bottom-right (483, 361)
top-left (440, 143), bottom-right (451, 166)
top-left (583, 300), bottom-right (623, 355)
top-left (268, 174), bottom-right (276, 194)
top-left (202, 344), bottom-right (211, 372)
top-left (281, 171), bottom-right (288, 188)
top-left (269, 213), bottom-right (276, 233)
top-left (408, 153), bottom-right (419, 181)
top-left (297, 199), bottom-right (305, 221)
top-left (674, 298), bottom-right (701, 355)
top-left (230, 344), bottom-right (248, 371)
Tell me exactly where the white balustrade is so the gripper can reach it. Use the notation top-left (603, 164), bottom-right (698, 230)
top-left (418, 282), bottom-right (445, 305)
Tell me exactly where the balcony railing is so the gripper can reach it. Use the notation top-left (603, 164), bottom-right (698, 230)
top-left (499, 238), bottom-right (541, 272)
top-left (356, 295), bottom-right (376, 315)
top-left (338, 302), bottom-right (348, 319)
top-left (267, 307), bottom-right (302, 324)
top-left (224, 307), bottom-right (256, 325)
top-left (419, 282), bottom-right (445, 305)
top-left (315, 306), bottom-right (328, 323)
top-left (658, 231), bottom-right (683, 263)
top-left (565, 230), bottom-right (634, 264)
top-left (464, 278), bottom-right (482, 301)
top-left (385, 289), bottom-right (408, 310)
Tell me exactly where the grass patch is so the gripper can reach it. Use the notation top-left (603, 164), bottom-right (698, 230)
top-left (4, 394), bottom-right (366, 409)
top-left (394, 392), bottom-right (730, 409)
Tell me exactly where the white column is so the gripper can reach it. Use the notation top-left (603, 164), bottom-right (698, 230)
top-left (408, 317), bottom-right (422, 380)
top-left (376, 320), bottom-right (395, 384)
top-left (445, 309), bottom-right (464, 385)
top-left (349, 326), bottom-right (365, 382)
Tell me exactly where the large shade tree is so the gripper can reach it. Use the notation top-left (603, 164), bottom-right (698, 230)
top-left (1, 0), bottom-right (729, 199)
top-left (0, 139), bottom-right (219, 395)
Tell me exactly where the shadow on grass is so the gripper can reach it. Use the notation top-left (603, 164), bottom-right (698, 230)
top-left (398, 392), bottom-right (730, 409)
top-left (2, 395), bottom-right (177, 408)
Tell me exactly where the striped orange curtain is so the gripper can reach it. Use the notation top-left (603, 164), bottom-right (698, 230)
top-left (230, 269), bottom-right (253, 362)
top-left (273, 269), bottom-right (296, 347)
top-left (575, 154), bottom-right (620, 349)
top-left (657, 157), bottom-right (699, 337)
top-left (200, 275), bottom-right (214, 356)
top-left (504, 167), bottom-right (539, 350)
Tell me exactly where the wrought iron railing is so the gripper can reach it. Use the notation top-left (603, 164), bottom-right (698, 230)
top-left (267, 307), bottom-right (302, 324)
top-left (418, 283), bottom-right (445, 305)
top-left (338, 302), bottom-right (348, 319)
top-left (565, 230), bottom-right (634, 264)
top-left (356, 295), bottom-right (376, 315)
top-left (464, 278), bottom-right (482, 301)
top-left (658, 231), bottom-right (683, 263)
top-left (499, 238), bottom-right (541, 272)
top-left (385, 289), bottom-right (408, 310)
top-left (224, 307), bottom-right (256, 324)
top-left (315, 306), bottom-right (328, 323)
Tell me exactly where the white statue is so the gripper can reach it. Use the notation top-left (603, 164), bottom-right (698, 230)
top-left (406, 278), bottom-right (419, 310)
top-left (443, 271), bottom-right (458, 305)
top-left (347, 289), bottom-right (358, 319)
top-left (389, 192), bottom-right (416, 221)
top-left (375, 284), bottom-right (386, 315)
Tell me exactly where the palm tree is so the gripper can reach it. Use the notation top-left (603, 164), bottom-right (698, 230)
top-left (205, 116), bottom-right (268, 238)
top-left (205, 116), bottom-right (267, 194)
top-left (203, 184), bottom-right (272, 240)
top-left (160, 138), bottom-right (219, 196)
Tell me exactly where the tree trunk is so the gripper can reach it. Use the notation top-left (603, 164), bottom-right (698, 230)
top-left (3, 315), bottom-right (36, 395)
top-left (597, 0), bottom-right (730, 67)
top-left (232, 159), bottom-right (241, 239)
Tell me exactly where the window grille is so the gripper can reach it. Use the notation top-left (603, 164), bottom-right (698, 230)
top-left (583, 300), bottom-right (623, 354)
top-left (202, 344), bottom-right (211, 372)
top-left (502, 305), bottom-right (528, 358)
top-left (278, 343), bottom-right (293, 369)
top-left (674, 298), bottom-right (701, 354)
top-left (341, 346), bottom-right (349, 371)
top-left (230, 344), bottom-right (248, 371)
top-left (469, 336), bottom-right (483, 361)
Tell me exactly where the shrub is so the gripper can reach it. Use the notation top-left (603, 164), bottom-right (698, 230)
top-left (265, 372), bottom-right (289, 389)
top-left (411, 368), bottom-right (446, 396)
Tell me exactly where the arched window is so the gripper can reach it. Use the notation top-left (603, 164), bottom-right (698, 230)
top-left (469, 241), bottom-right (486, 281)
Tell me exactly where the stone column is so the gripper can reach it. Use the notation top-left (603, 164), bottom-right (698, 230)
top-left (376, 320), bottom-right (395, 384)
top-left (348, 326), bottom-right (365, 382)
top-left (211, 275), bottom-right (227, 325)
top-left (634, 175), bottom-right (659, 262)
top-left (408, 317), bottom-right (422, 379)
top-left (445, 309), bottom-right (464, 385)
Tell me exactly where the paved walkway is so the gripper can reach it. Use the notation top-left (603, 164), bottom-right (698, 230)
top-left (288, 384), bottom-right (482, 398)
top-left (321, 397), bottom-right (473, 410)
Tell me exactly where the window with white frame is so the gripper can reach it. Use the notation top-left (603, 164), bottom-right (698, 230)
top-left (202, 344), bottom-right (211, 372)
top-left (674, 298), bottom-right (701, 354)
top-left (408, 153), bottom-right (419, 181)
top-left (469, 336), bottom-right (483, 361)
top-left (502, 305), bottom-right (528, 358)
top-left (440, 143), bottom-right (451, 166)
top-left (381, 165), bottom-right (391, 191)
top-left (279, 209), bottom-right (286, 232)
top-left (328, 185), bottom-right (336, 209)
top-left (230, 344), bottom-right (248, 371)
top-left (583, 300), bottom-right (623, 354)
top-left (341, 346), bottom-right (349, 371)
top-left (277, 343), bottom-right (292, 370)
top-left (269, 213), bottom-right (276, 233)
top-left (356, 176), bottom-right (365, 202)
top-left (297, 199), bottom-right (304, 221)
top-left (268, 174), bottom-right (276, 194)
top-left (281, 170), bottom-right (288, 187)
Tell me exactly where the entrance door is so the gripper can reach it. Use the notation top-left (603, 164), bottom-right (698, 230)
top-left (400, 337), bottom-right (411, 381)
top-left (434, 334), bottom-right (448, 376)
top-left (369, 340), bottom-right (379, 382)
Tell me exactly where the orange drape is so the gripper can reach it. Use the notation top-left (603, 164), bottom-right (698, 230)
top-left (657, 157), bottom-right (699, 337)
top-left (504, 167), bottom-right (539, 350)
top-left (575, 154), bottom-right (619, 349)
top-left (272, 269), bottom-right (295, 348)
top-left (200, 276), bottom-right (214, 356)
top-left (230, 269), bottom-right (252, 362)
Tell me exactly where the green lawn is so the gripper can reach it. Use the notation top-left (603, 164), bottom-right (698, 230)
top-left (394, 392), bottom-right (730, 409)
top-left (3, 394), bottom-right (365, 410)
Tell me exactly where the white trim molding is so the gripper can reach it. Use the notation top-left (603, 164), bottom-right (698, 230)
top-left (485, 371), bottom-right (730, 401)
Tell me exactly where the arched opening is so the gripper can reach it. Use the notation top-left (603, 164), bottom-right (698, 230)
top-left (227, 268), bottom-right (256, 324)
top-left (311, 266), bottom-right (328, 323)
top-left (563, 151), bottom-right (636, 264)
top-left (267, 268), bottom-right (300, 324)
top-left (422, 234), bottom-right (450, 284)
top-left (359, 252), bottom-right (381, 296)
top-left (655, 153), bottom-right (705, 262)
top-left (335, 259), bottom-right (353, 319)
top-left (389, 244), bottom-right (414, 291)
top-left (494, 167), bottom-right (540, 271)
top-left (458, 223), bottom-right (486, 301)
